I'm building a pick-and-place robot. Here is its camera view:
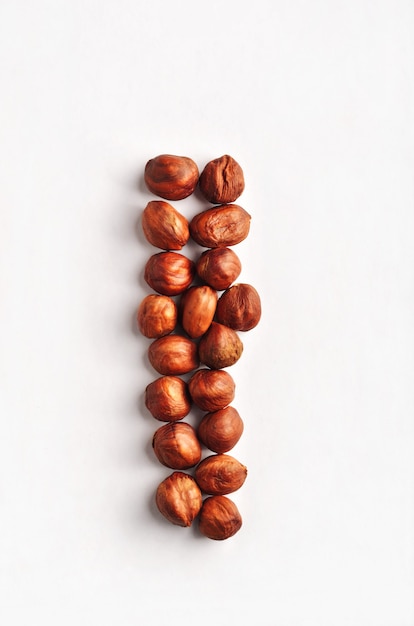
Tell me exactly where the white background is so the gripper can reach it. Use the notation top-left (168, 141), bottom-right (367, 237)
top-left (0, 1), bottom-right (413, 624)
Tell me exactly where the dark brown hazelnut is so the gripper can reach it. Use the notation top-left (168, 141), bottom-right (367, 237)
top-left (199, 155), bottom-right (245, 204)
top-left (144, 252), bottom-right (195, 296)
top-left (137, 294), bottom-right (177, 338)
top-left (179, 285), bottom-right (217, 339)
top-left (196, 247), bottom-right (242, 291)
top-left (188, 369), bottom-right (235, 412)
top-left (145, 155), bottom-right (199, 200)
top-left (216, 283), bottom-right (261, 331)
top-left (142, 201), bottom-right (189, 250)
top-left (197, 406), bottom-right (244, 453)
top-left (155, 471), bottom-right (202, 527)
top-left (198, 322), bottom-right (243, 369)
top-left (145, 376), bottom-right (191, 422)
top-left (152, 422), bottom-right (201, 469)
top-left (189, 204), bottom-right (251, 248)
top-left (148, 335), bottom-right (199, 375)
top-left (198, 495), bottom-right (242, 540)
top-left (195, 454), bottom-right (247, 495)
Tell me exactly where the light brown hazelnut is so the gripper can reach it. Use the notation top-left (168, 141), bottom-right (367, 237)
top-left (145, 376), bottom-right (191, 422)
top-left (152, 422), bottom-right (201, 469)
top-left (179, 285), bottom-right (217, 339)
top-left (155, 471), bottom-right (202, 527)
top-left (189, 204), bottom-right (251, 248)
top-left (188, 369), bottom-right (235, 412)
top-left (198, 322), bottom-right (243, 369)
top-left (196, 247), bottom-right (242, 291)
top-left (216, 283), bottom-right (261, 331)
top-left (142, 201), bottom-right (189, 250)
top-left (144, 252), bottom-right (195, 296)
top-left (199, 155), bottom-right (245, 204)
top-left (198, 495), bottom-right (242, 540)
top-left (148, 335), bottom-right (199, 375)
top-left (145, 155), bottom-right (199, 200)
top-left (197, 406), bottom-right (244, 453)
top-left (195, 454), bottom-right (247, 495)
top-left (137, 294), bottom-right (177, 338)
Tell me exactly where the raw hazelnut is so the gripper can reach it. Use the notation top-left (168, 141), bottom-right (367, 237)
top-left (196, 247), bottom-right (242, 291)
top-left (145, 376), bottom-right (191, 422)
top-left (145, 154), bottom-right (199, 200)
top-left (189, 204), bottom-right (251, 248)
top-left (195, 454), bottom-right (247, 495)
top-left (198, 322), bottom-right (243, 369)
top-left (137, 294), bottom-right (177, 338)
top-left (142, 201), bottom-right (189, 250)
top-left (155, 471), bottom-right (202, 527)
top-left (152, 422), bottom-right (201, 469)
top-left (197, 406), bottom-right (244, 453)
top-left (144, 252), bottom-right (195, 296)
top-left (198, 495), bottom-right (242, 540)
top-left (188, 369), bottom-right (235, 412)
top-left (148, 335), bottom-right (199, 375)
top-left (179, 285), bottom-right (217, 339)
top-left (216, 283), bottom-right (261, 331)
top-left (199, 155), bottom-right (245, 204)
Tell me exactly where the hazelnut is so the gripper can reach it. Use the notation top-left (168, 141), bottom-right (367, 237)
top-left (197, 406), bottom-right (244, 453)
top-left (188, 369), bottom-right (235, 412)
top-left (155, 471), bottom-right (202, 527)
top-left (152, 422), bottom-right (201, 469)
top-left (145, 375), bottom-right (191, 422)
top-left (148, 335), bottom-right (199, 375)
top-left (145, 154), bottom-right (199, 200)
top-left (189, 204), bottom-right (251, 248)
top-left (198, 322), bottom-right (243, 369)
top-left (144, 252), bottom-right (195, 296)
top-left (142, 201), bottom-right (189, 250)
top-left (198, 495), bottom-right (242, 540)
top-left (137, 294), bottom-right (177, 338)
top-left (199, 155), bottom-right (245, 204)
top-left (179, 285), bottom-right (217, 339)
top-left (196, 247), bottom-right (242, 291)
top-left (195, 454), bottom-right (247, 495)
top-left (216, 283), bottom-right (261, 331)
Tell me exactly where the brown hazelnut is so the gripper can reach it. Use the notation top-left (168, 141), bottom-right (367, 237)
top-left (188, 369), bottom-right (235, 412)
top-left (216, 283), bottom-right (261, 331)
top-left (196, 247), bottom-right (242, 291)
top-left (152, 422), bottom-right (201, 469)
top-left (144, 252), bottom-right (195, 296)
top-left (145, 155), bottom-right (199, 200)
top-left (197, 406), bottom-right (244, 453)
top-left (142, 201), bottom-right (189, 250)
top-left (155, 471), bottom-right (202, 527)
top-left (148, 335), bottom-right (199, 375)
top-left (145, 375), bottom-right (191, 421)
top-left (199, 155), bottom-right (245, 204)
top-left (189, 204), bottom-right (251, 248)
top-left (198, 322), bottom-right (243, 369)
top-left (198, 495), bottom-right (242, 540)
top-left (179, 285), bottom-right (217, 339)
top-left (195, 454), bottom-right (247, 495)
top-left (137, 294), bottom-right (177, 338)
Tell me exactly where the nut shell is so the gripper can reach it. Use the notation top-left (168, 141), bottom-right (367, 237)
top-left (145, 154), bottom-right (199, 200)
top-left (199, 155), bottom-right (245, 204)
top-left (195, 454), bottom-right (247, 495)
top-left (144, 252), bottom-right (195, 296)
top-left (198, 322), bottom-right (243, 369)
top-left (179, 285), bottom-right (217, 339)
top-left (137, 294), bottom-right (177, 338)
top-left (156, 471), bottom-right (202, 527)
top-left (196, 247), bottom-right (242, 291)
top-left (198, 495), bottom-right (242, 540)
top-left (189, 204), bottom-right (251, 248)
top-left (188, 369), bottom-right (235, 412)
top-left (145, 376), bottom-right (191, 422)
top-left (197, 406), bottom-right (244, 453)
top-left (152, 422), bottom-right (201, 469)
top-left (148, 335), bottom-right (199, 375)
top-left (216, 283), bottom-right (261, 331)
top-left (142, 201), bottom-right (189, 250)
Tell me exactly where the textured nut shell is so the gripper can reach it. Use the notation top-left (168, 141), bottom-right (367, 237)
top-left (198, 322), bottom-right (243, 369)
top-left (195, 454), bottom-right (247, 495)
top-left (216, 283), bottom-right (262, 331)
top-left (152, 422), bottom-right (201, 469)
top-left (148, 335), bottom-right (199, 375)
top-left (198, 495), bottom-right (242, 540)
top-left (180, 285), bottom-right (217, 338)
top-left (188, 369), bottom-right (235, 412)
top-left (142, 201), bottom-right (189, 250)
top-left (155, 472), bottom-right (202, 527)
top-left (197, 406), bottom-right (244, 453)
top-left (145, 155), bottom-right (199, 200)
top-left (145, 376), bottom-right (191, 421)
top-left (196, 247), bottom-right (242, 291)
top-left (137, 294), bottom-right (177, 338)
top-left (144, 252), bottom-right (195, 296)
top-left (199, 155), bottom-right (245, 204)
top-left (189, 204), bottom-right (251, 248)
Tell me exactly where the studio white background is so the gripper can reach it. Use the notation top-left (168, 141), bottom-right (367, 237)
top-left (0, 1), bottom-right (413, 625)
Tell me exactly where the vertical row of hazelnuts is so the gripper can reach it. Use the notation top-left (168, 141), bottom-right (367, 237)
top-left (137, 154), bottom-right (261, 540)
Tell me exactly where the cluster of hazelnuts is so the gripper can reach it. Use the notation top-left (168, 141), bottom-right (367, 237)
top-left (138, 154), bottom-right (261, 540)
